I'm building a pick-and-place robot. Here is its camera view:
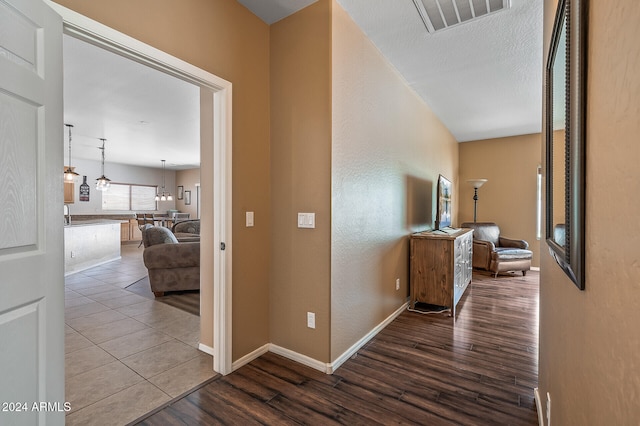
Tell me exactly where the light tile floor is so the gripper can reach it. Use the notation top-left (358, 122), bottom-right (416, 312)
top-left (64, 244), bottom-right (216, 425)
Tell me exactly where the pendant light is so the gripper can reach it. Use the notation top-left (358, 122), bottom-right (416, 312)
top-left (155, 160), bottom-right (173, 201)
top-left (63, 124), bottom-right (80, 181)
top-left (95, 138), bottom-right (111, 191)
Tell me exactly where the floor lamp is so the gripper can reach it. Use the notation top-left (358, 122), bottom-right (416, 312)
top-left (467, 179), bottom-right (488, 222)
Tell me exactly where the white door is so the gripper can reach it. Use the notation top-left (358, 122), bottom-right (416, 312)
top-left (0, 0), bottom-right (64, 424)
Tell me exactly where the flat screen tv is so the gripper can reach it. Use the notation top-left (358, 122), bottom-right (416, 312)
top-left (435, 174), bottom-right (452, 230)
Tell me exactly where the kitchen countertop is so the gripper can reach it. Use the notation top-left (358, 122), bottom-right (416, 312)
top-left (64, 219), bottom-right (124, 227)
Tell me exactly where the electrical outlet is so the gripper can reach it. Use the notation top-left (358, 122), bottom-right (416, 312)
top-left (307, 312), bottom-right (315, 329)
top-left (395, 278), bottom-right (400, 290)
top-left (546, 392), bottom-right (551, 426)
top-left (71, 251), bottom-right (76, 258)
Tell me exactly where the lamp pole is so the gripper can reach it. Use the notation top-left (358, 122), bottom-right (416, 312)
top-left (467, 179), bottom-right (488, 223)
top-left (473, 187), bottom-right (479, 222)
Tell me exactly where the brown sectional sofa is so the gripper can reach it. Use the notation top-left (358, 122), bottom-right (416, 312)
top-left (142, 225), bottom-right (200, 296)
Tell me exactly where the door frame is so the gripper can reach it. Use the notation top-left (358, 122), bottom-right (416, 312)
top-left (46, 2), bottom-right (234, 374)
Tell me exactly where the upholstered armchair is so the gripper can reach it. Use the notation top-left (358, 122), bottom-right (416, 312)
top-left (171, 219), bottom-right (200, 242)
top-left (141, 225), bottom-right (200, 296)
top-left (460, 222), bottom-right (533, 277)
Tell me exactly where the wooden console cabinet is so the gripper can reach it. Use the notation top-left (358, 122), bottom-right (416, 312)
top-left (409, 228), bottom-right (473, 317)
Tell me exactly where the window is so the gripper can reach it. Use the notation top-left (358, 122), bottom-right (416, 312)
top-left (131, 185), bottom-right (157, 210)
top-left (102, 183), bottom-right (157, 211)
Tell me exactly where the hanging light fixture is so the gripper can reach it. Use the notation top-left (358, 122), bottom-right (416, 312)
top-left (95, 138), bottom-right (111, 191)
top-left (155, 160), bottom-right (173, 201)
top-left (63, 124), bottom-right (80, 181)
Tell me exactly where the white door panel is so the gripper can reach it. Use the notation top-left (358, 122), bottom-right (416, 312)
top-left (0, 0), bottom-right (64, 424)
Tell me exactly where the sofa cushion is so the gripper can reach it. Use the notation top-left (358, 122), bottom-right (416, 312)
top-left (493, 247), bottom-right (533, 261)
top-left (143, 242), bottom-right (200, 269)
top-left (142, 226), bottom-right (178, 247)
top-left (172, 220), bottom-right (200, 235)
top-left (174, 233), bottom-right (200, 243)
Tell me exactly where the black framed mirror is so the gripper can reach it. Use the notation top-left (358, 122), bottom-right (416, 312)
top-left (545, 0), bottom-right (587, 290)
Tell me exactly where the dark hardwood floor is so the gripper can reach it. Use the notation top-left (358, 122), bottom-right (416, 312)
top-left (135, 270), bottom-right (539, 425)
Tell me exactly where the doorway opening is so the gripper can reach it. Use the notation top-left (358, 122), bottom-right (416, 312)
top-left (51, 1), bottom-right (233, 376)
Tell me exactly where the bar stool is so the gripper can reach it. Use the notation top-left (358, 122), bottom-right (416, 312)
top-left (153, 214), bottom-right (169, 227)
top-left (172, 212), bottom-right (190, 224)
top-left (135, 213), bottom-right (150, 247)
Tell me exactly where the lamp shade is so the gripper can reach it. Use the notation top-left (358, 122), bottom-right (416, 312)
top-left (95, 175), bottom-right (111, 191)
top-left (95, 138), bottom-right (111, 191)
top-left (467, 179), bottom-right (488, 189)
top-left (64, 167), bottom-right (79, 182)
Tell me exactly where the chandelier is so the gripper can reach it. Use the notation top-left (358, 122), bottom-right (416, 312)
top-left (155, 160), bottom-right (173, 201)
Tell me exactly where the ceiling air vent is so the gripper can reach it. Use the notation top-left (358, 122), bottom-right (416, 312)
top-left (413, 0), bottom-right (511, 33)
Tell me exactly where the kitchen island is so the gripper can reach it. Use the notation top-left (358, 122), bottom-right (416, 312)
top-left (64, 220), bottom-right (122, 275)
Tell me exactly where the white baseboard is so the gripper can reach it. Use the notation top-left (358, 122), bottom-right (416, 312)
top-left (254, 302), bottom-right (409, 375)
top-left (227, 303), bottom-right (409, 375)
top-left (327, 302), bottom-right (409, 373)
top-left (201, 301), bottom-right (414, 376)
top-left (231, 344), bottom-right (269, 371)
top-left (198, 343), bottom-right (215, 356)
top-left (534, 387), bottom-right (544, 426)
top-left (531, 266), bottom-right (540, 271)
top-left (269, 344), bottom-right (328, 373)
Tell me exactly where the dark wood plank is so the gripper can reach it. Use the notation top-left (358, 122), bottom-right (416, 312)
top-left (135, 398), bottom-right (220, 425)
top-left (239, 364), bottom-right (345, 423)
top-left (300, 379), bottom-right (422, 425)
top-left (136, 271), bottom-right (539, 425)
top-left (200, 380), bottom-right (298, 425)
top-left (184, 385), bottom-right (264, 425)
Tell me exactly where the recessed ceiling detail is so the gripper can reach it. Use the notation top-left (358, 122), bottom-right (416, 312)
top-left (413, 0), bottom-right (510, 33)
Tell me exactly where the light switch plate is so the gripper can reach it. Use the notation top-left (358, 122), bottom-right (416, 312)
top-left (307, 312), bottom-right (316, 329)
top-left (246, 211), bottom-right (254, 227)
top-left (298, 212), bottom-right (315, 228)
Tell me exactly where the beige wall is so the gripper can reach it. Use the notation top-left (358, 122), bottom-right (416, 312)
top-left (176, 168), bottom-right (200, 218)
top-left (269, 0), bottom-right (333, 362)
top-left (459, 133), bottom-right (542, 266)
top-left (539, 0), bottom-right (640, 424)
top-left (330, 2), bottom-right (459, 360)
top-left (54, 0), bottom-right (272, 359)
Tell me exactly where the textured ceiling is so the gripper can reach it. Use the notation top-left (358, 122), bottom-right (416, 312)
top-left (241, 0), bottom-right (543, 142)
top-left (63, 35), bottom-right (200, 170)
top-left (335, 0), bottom-right (544, 142)
top-left (63, 0), bottom-right (543, 171)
